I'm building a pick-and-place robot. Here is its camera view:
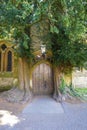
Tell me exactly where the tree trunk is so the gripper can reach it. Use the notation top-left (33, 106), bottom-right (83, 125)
top-left (18, 57), bottom-right (32, 101)
top-left (18, 58), bottom-right (24, 90)
top-left (53, 66), bottom-right (63, 102)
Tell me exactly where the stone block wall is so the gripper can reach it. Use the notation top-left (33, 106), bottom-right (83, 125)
top-left (30, 20), bottom-right (50, 51)
top-left (0, 41), bottom-right (19, 91)
top-left (0, 78), bottom-right (13, 91)
top-left (72, 70), bottom-right (87, 88)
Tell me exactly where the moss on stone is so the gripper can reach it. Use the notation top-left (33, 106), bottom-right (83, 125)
top-left (0, 86), bottom-right (12, 92)
top-left (0, 72), bottom-right (13, 77)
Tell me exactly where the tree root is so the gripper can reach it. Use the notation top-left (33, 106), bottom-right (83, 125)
top-left (0, 87), bottom-right (32, 103)
top-left (53, 87), bottom-right (83, 103)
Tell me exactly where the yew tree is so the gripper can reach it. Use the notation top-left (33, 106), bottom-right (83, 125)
top-left (0, 0), bottom-right (87, 68)
top-left (49, 0), bottom-right (87, 72)
top-left (0, 0), bottom-right (87, 100)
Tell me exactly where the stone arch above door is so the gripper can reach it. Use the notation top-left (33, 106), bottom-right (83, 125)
top-left (32, 62), bottom-right (54, 95)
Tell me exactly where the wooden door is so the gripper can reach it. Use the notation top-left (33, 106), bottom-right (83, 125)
top-left (32, 63), bottom-right (53, 95)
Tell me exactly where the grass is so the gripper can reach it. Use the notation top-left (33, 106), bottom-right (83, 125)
top-left (75, 87), bottom-right (87, 100)
top-left (75, 88), bottom-right (87, 95)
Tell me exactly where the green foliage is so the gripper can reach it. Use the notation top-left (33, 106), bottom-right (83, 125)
top-left (51, 27), bottom-right (87, 72)
top-left (59, 79), bottom-right (84, 99)
top-left (0, 0), bottom-right (87, 70)
top-left (69, 87), bottom-right (87, 100)
top-left (50, 25), bottom-right (59, 34)
top-left (13, 29), bottom-right (33, 58)
top-left (0, 0), bottom-right (49, 58)
top-left (59, 78), bottom-right (66, 94)
top-left (49, 0), bottom-right (87, 72)
top-left (75, 88), bottom-right (87, 96)
top-left (84, 62), bottom-right (87, 70)
top-left (58, 79), bottom-right (86, 99)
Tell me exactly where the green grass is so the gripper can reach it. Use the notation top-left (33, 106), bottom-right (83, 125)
top-left (75, 88), bottom-right (87, 100)
top-left (75, 88), bottom-right (87, 95)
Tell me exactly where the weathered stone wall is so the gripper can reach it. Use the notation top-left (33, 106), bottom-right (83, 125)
top-left (72, 70), bottom-right (87, 88)
top-left (30, 20), bottom-right (49, 51)
top-left (0, 41), bottom-right (19, 91)
top-left (0, 78), bottom-right (13, 86)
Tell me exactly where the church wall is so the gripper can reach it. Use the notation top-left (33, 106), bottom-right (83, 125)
top-left (0, 20), bottom-right (87, 93)
top-left (72, 69), bottom-right (87, 88)
top-left (0, 40), bottom-right (19, 91)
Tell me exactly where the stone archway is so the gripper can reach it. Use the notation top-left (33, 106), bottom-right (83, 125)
top-left (32, 63), bottom-right (54, 95)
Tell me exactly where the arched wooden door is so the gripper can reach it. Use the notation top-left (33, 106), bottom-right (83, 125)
top-left (32, 63), bottom-right (54, 95)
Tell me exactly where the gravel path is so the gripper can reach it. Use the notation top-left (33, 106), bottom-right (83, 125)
top-left (0, 96), bottom-right (87, 130)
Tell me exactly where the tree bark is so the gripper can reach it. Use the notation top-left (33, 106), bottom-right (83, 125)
top-left (18, 57), bottom-right (32, 101)
top-left (53, 67), bottom-right (63, 102)
top-left (18, 58), bottom-right (24, 90)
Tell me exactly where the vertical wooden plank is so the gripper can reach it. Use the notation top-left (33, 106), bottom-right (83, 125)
top-left (32, 63), bottom-right (53, 95)
top-left (39, 63), bottom-right (41, 94)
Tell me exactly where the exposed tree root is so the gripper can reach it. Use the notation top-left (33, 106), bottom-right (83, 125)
top-left (0, 87), bottom-right (32, 103)
top-left (53, 86), bottom-right (84, 103)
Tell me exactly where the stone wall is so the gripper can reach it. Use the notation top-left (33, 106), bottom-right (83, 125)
top-left (0, 78), bottom-right (13, 89)
top-left (72, 70), bottom-right (87, 88)
top-left (30, 20), bottom-right (49, 51)
top-left (0, 41), bottom-right (19, 91)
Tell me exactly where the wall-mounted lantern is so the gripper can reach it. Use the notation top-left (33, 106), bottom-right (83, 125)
top-left (40, 44), bottom-right (46, 54)
top-left (40, 44), bottom-right (46, 58)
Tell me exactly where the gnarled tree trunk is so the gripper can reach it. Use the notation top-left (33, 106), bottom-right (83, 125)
top-left (18, 57), bottom-right (32, 101)
top-left (53, 66), bottom-right (63, 102)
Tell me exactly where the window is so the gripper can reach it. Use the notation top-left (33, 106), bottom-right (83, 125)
top-left (7, 51), bottom-right (12, 71)
top-left (0, 44), bottom-right (13, 72)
